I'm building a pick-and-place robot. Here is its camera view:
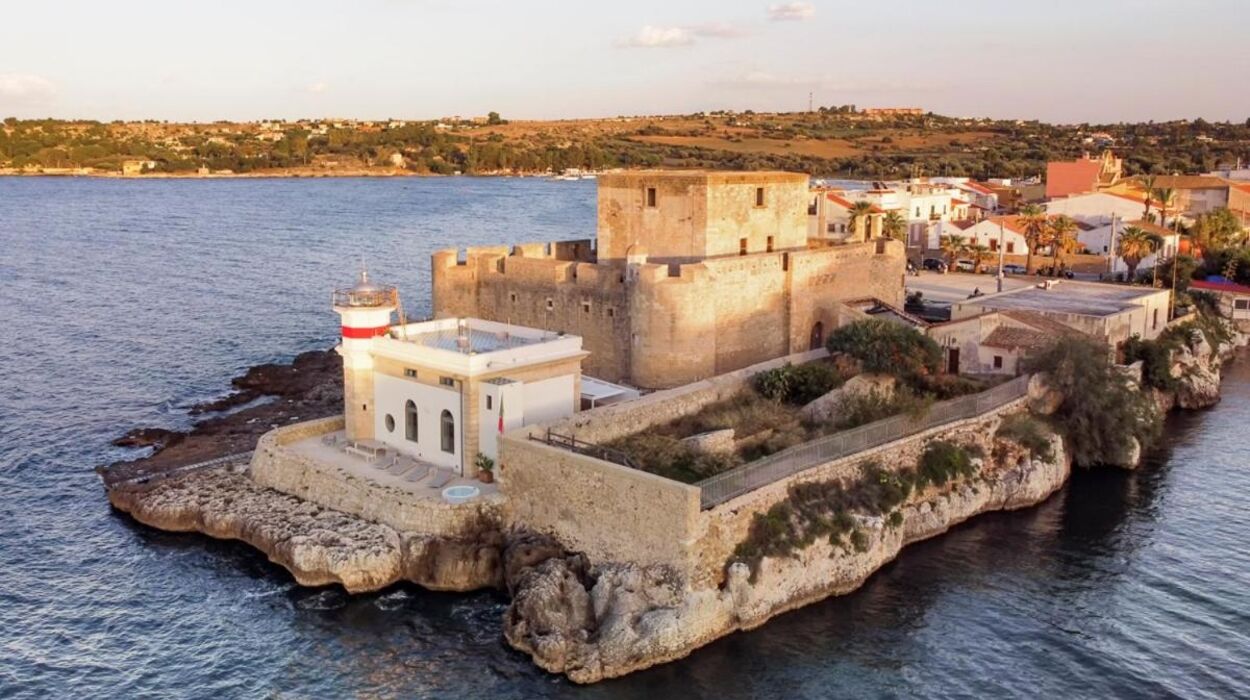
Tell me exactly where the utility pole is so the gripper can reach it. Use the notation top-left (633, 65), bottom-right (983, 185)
top-left (808, 91), bottom-right (813, 112)
top-left (1108, 212), bottom-right (1118, 280)
top-left (996, 221), bottom-right (1006, 293)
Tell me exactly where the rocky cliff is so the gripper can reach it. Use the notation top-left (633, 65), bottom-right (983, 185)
top-left (503, 432), bottom-right (1070, 684)
top-left (110, 468), bottom-right (503, 593)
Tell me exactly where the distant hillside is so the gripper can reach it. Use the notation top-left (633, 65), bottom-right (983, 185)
top-left (3, 110), bottom-right (1248, 179)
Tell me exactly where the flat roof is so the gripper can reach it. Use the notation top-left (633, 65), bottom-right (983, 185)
top-left (393, 318), bottom-right (562, 355)
top-left (372, 318), bottom-right (586, 376)
top-left (959, 281), bottom-right (1167, 318)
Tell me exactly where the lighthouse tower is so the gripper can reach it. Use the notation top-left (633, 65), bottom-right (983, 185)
top-left (332, 269), bottom-right (398, 441)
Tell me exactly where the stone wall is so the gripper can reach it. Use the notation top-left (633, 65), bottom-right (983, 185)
top-left (250, 417), bottom-right (502, 537)
top-left (690, 399), bottom-right (1027, 588)
top-left (498, 434), bottom-right (703, 575)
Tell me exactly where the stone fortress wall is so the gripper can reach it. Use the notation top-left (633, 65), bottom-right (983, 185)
top-left (497, 349), bottom-right (1030, 587)
top-left (433, 239), bottom-right (906, 389)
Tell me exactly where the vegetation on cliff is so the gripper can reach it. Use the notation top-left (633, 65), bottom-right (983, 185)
top-left (731, 440), bottom-right (982, 579)
top-left (1025, 337), bottom-right (1161, 466)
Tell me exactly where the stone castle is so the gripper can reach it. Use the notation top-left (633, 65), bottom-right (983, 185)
top-left (432, 170), bottom-right (906, 389)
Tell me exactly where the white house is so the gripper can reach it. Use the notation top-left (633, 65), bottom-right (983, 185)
top-left (1078, 219), bottom-right (1179, 276)
top-left (1044, 191), bottom-right (1156, 227)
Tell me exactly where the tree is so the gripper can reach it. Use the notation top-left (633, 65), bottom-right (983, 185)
top-left (1046, 215), bottom-right (1079, 276)
top-left (1023, 337), bottom-right (1160, 467)
top-left (1116, 225), bottom-right (1161, 281)
top-left (487, 111), bottom-right (503, 125)
top-left (881, 210), bottom-right (906, 242)
top-left (847, 201), bottom-right (876, 242)
top-left (1140, 173), bottom-right (1157, 220)
top-left (825, 319), bottom-right (942, 382)
top-left (939, 234), bottom-right (966, 267)
top-left (1192, 208), bottom-right (1245, 251)
top-left (967, 243), bottom-right (992, 273)
top-left (1153, 186), bottom-right (1177, 230)
top-left (1017, 204), bottom-right (1048, 274)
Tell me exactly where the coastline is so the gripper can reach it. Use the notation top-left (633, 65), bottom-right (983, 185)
top-left (1, 169), bottom-right (570, 180)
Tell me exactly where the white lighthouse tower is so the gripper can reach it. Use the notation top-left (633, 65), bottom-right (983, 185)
top-left (332, 268), bottom-right (398, 441)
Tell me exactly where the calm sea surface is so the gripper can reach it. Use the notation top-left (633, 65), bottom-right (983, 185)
top-left (1, 177), bottom-right (1248, 699)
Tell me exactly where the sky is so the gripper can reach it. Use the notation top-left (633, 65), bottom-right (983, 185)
top-left (1, 0), bottom-right (1248, 124)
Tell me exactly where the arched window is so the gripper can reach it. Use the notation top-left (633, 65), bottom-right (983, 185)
top-left (440, 410), bottom-right (455, 454)
top-left (405, 400), bottom-right (418, 442)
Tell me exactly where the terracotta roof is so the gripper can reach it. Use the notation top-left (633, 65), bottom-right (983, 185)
top-left (960, 181), bottom-right (995, 195)
top-left (980, 325), bottom-right (1054, 351)
top-left (951, 198), bottom-right (969, 206)
top-left (1149, 175), bottom-right (1230, 190)
top-left (999, 310), bottom-right (1087, 338)
top-left (825, 192), bottom-right (883, 213)
top-left (1191, 279), bottom-right (1250, 295)
top-left (1123, 219), bottom-right (1175, 238)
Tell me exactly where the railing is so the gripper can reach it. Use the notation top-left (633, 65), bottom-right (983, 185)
top-left (102, 451), bottom-right (254, 491)
top-left (529, 429), bottom-right (638, 470)
top-left (331, 286), bottom-right (398, 308)
top-left (696, 374), bottom-right (1031, 509)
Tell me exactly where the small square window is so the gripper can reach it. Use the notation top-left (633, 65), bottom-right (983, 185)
top-left (739, 238), bottom-right (748, 256)
top-left (486, 395), bottom-right (493, 410)
top-left (509, 292), bottom-right (517, 303)
top-left (1234, 299), bottom-right (1250, 310)
top-left (993, 355), bottom-right (1003, 369)
top-left (439, 376), bottom-right (455, 387)
top-left (766, 236), bottom-right (775, 253)
top-left (607, 307), bottom-right (615, 318)
top-left (755, 187), bottom-right (765, 207)
top-left (582, 300), bottom-right (591, 313)
top-left (545, 298), bottom-right (554, 311)
top-left (646, 187), bottom-right (657, 207)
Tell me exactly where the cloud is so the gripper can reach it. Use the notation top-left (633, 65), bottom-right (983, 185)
top-left (617, 25), bottom-right (694, 48)
top-left (767, 2), bottom-right (815, 21)
top-left (0, 73), bottom-right (56, 106)
top-left (306, 82), bottom-right (329, 94)
top-left (689, 22), bottom-right (749, 39)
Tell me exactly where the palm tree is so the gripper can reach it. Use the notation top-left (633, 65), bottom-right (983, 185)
top-left (1016, 204), bottom-right (1048, 274)
top-left (881, 210), bottom-right (907, 243)
top-left (1153, 186), bottom-right (1176, 230)
top-left (1116, 225), bottom-right (1161, 282)
top-left (1046, 215), bottom-right (1079, 276)
top-left (1140, 174), bottom-right (1157, 220)
top-left (847, 201), bottom-right (876, 242)
top-left (938, 235), bottom-right (965, 268)
top-left (967, 243), bottom-right (992, 273)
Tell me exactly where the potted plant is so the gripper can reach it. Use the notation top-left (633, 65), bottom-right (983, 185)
top-left (474, 453), bottom-right (495, 483)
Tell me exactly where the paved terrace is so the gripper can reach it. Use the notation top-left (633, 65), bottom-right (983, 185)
top-left (288, 430), bottom-right (498, 501)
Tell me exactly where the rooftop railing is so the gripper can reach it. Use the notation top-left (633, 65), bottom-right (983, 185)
top-left (331, 286), bottom-right (398, 308)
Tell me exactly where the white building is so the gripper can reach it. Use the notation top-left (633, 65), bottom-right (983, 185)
top-left (1044, 191), bottom-right (1155, 227)
top-left (1078, 219), bottom-right (1179, 275)
top-left (332, 272), bottom-right (590, 477)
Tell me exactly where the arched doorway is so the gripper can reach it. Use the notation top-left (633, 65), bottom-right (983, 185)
top-left (809, 321), bottom-right (825, 351)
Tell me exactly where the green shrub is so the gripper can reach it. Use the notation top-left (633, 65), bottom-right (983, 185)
top-left (1122, 333), bottom-right (1180, 391)
top-left (887, 511), bottom-right (904, 529)
top-left (850, 529), bottom-right (870, 553)
top-left (914, 373), bottom-right (990, 400)
top-left (995, 414), bottom-right (1054, 462)
top-left (754, 361), bottom-right (844, 405)
top-left (1024, 337), bottom-right (1161, 467)
top-left (832, 387), bottom-right (932, 430)
top-left (917, 441), bottom-right (976, 487)
top-left (605, 433), bottom-right (741, 483)
top-left (825, 319), bottom-right (942, 381)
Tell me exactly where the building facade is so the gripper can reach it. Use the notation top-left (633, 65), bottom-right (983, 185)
top-left (433, 170), bottom-right (907, 389)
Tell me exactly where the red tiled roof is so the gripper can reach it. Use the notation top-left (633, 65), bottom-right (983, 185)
top-left (826, 192), bottom-right (883, 213)
top-left (1046, 160), bottom-right (1102, 198)
top-left (960, 181), bottom-right (994, 195)
top-left (951, 198), bottom-right (969, 206)
top-left (1191, 279), bottom-right (1250, 295)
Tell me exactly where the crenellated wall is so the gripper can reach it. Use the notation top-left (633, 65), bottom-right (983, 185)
top-left (430, 237), bottom-right (906, 389)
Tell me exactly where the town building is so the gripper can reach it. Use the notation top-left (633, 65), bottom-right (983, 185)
top-left (333, 272), bottom-right (587, 475)
top-left (1145, 175), bottom-right (1232, 216)
top-left (1044, 190), bottom-right (1154, 226)
top-left (949, 280), bottom-right (1172, 347)
top-left (927, 310), bottom-right (1085, 375)
top-left (1077, 219), bottom-right (1179, 275)
top-left (1045, 150), bottom-right (1123, 199)
top-left (433, 170), bottom-right (907, 390)
top-left (1190, 279), bottom-right (1250, 330)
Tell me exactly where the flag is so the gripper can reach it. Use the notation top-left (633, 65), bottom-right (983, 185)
top-left (497, 394), bottom-right (505, 434)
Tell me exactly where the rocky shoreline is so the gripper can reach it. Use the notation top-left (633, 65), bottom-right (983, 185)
top-left (101, 322), bottom-right (1246, 684)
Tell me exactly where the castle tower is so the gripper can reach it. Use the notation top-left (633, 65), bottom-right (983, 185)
top-left (332, 269), bottom-right (397, 441)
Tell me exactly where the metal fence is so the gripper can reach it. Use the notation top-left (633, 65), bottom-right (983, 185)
top-left (696, 374), bottom-right (1031, 509)
top-left (529, 429), bottom-right (638, 470)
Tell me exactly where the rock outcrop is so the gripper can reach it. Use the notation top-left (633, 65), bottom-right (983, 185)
top-left (503, 433), bottom-right (1070, 684)
top-left (801, 374), bottom-right (897, 424)
top-left (109, 468), bottom-right (502, 593)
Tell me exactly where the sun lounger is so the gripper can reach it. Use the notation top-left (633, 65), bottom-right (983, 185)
top-left (427, 468), bottom-right (454, 489)
top-left (404, 464), bottom-right (431, 483)
top-left (387, 458), bottom-right (414, 476)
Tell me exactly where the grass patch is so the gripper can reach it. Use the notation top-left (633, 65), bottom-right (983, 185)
top-left (831, 387), bottom-right (933, 430)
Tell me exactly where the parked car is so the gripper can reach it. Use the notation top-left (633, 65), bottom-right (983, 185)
top-left (953, 259), bottom-right (976, 273)
top-left (1002, 263), bottom-right (1027, 275)
top-left (922, 258), bottom-right (948, 273)
top-left (1037, 265), bottom-right (1075, 279)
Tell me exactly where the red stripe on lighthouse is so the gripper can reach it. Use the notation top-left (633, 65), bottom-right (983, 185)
top-left (341, 325), bottom-right (390, 339)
